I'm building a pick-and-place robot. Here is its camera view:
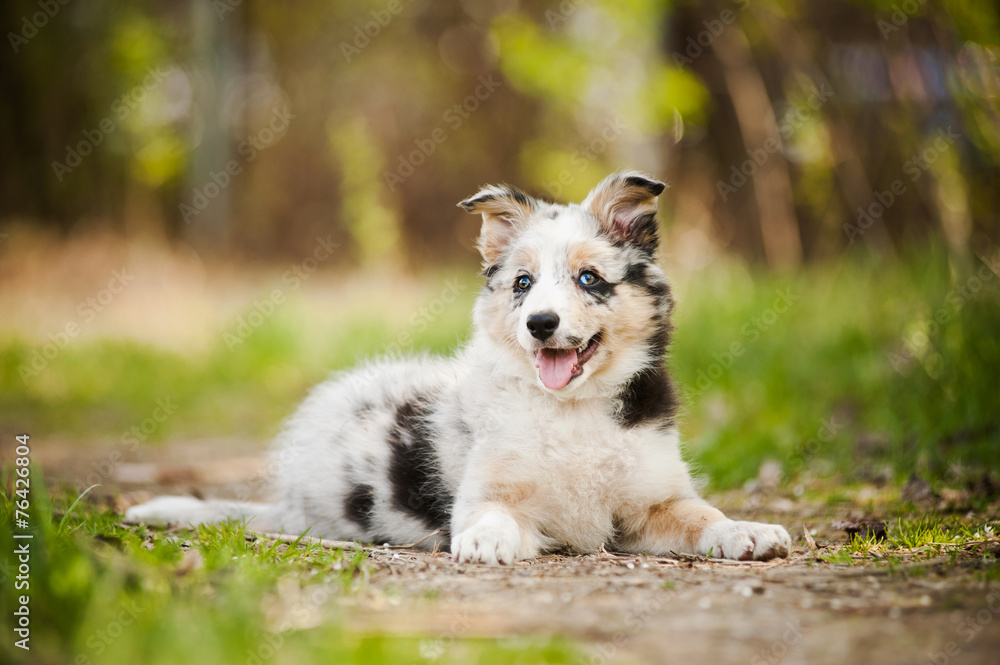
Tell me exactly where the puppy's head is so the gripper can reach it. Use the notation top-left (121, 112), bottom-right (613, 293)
top-left (459, 171), bottom-right (671, 398)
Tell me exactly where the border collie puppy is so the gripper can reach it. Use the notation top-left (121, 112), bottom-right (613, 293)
top-left (127, 171), bottom-right (791, 565)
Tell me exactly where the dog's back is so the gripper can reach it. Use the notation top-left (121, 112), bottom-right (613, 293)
top-left (127, 171), bottom-right (792, 565)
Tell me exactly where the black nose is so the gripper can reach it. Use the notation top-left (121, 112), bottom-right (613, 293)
top-left (527, 312), bottom-right (560, 340)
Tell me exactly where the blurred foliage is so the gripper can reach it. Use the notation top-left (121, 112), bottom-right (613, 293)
top-left (1, 248), bottom-right (997, 491)
top-left (2, 4), bottom-right (998, 658)
top-left (0, 479), bottom-right (579, 664)
top-left (1, 0), bottom-right (998, 266)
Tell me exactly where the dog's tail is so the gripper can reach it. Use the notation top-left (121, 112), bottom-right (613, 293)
top-left (124, 495), bottom-right (287, 533)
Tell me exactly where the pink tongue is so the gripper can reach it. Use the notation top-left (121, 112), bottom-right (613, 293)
top-left (535, 348), bottom-right (579, 390)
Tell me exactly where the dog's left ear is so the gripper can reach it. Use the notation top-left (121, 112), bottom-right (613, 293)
top-left (458, 185), bottom-right (538, 264)
top-left (583, 171), bottom-right (666, 254)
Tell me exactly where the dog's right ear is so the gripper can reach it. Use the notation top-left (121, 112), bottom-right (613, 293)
top-left (583, 171), bottom-right (666, 255)
top-left (458, 185), bottom-right (538, 264)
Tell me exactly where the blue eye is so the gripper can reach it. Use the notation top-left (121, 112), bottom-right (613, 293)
top-left (515, 276), bottom-right (532, 291)
top-left (578, 271), bottom-right (600, 287)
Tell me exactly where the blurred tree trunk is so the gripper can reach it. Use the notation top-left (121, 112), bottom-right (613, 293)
top-left (183, 0), bottom-right (239, 251)
top-left (755, 8), bottom-right (898, 259)
top-left (713, 24), bottom-right (803, 270)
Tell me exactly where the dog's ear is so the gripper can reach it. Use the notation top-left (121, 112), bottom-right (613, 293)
top-left (458, 185), bottom-right (538, 264)
top-left (583, 171), bottom-right (666, 254)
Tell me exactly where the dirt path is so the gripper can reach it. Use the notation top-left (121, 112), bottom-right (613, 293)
top-left (38, 441), bottom-right (1000, 665)
top-left (340, 540), bottom-right (999, 665)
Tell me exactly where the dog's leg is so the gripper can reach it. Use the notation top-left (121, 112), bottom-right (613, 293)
top-left (449, 477), bottom-right (541, 565)
top-left (617, 498), bottom-right (791, 561)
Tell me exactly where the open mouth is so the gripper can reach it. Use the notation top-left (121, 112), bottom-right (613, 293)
top-left (534, 333), bottom-right (602, 390)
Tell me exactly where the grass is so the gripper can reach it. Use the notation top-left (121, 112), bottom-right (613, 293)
top-left (818, 511), bottom-right (999, 566)
top-left (2, 242), bottom-right (999, 662)
top-left (1, 474), bottom-right (581, 665)
top-left (2, 243), bottom-right (998, 491)
top-left (671, 244), bottom-right (1000, 490)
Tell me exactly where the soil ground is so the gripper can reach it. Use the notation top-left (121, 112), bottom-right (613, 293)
top-left (36, 439), bottom-right (1000, 665)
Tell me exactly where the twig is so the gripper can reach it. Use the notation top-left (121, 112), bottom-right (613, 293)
top-left (248, 528), bottom-right (444, 552)
top-left (394, 529), bottom-right (443, 550)
top-left (802, 524), bottom-right (818, 552)
top-left (251, 531), bottom-right (371, 552)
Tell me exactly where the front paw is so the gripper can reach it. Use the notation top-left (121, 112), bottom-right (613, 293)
top-left (451, 510), bottom-right (521, 565)
top-left (697, 519), bottom-right (791, 561)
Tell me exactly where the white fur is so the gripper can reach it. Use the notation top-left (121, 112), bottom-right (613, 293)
top-left (126, 172), bottom-right (791, 565)
top-left (451, 510), bottom-right (522, 565)
top-left (697, 520), bottom-right (793, 560)
top-left (125, 496), bottom-right (280, 531)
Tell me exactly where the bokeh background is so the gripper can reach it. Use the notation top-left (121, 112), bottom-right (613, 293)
top-left (1, 0), bottom-right (999, 492)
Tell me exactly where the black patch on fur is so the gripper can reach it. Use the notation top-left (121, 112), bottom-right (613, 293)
top-left (615, 365), bottom-right (678, 429)
top-left (581, 278), bottom-right (616, 303)
top-left (649, 319), bottom-right (672, 360)
top-left (623, 175), bottom-right (666, 197)
top-left (623, 262), bottom-right (652, 289)
top-left (610, 514), bottom-right (629, 550)
top-left (481, 264), bottom-right (499, 292)
top-left (344, 484), bottom-right (376, 531)
top-left (387, 399), bottom-right (453, 529)
top-left (459, 186), bottom-right (535, 212)
top-left (608, 214), bottom-right (660, 256)
top-left (622, 261), bottom-right (670, 312)
top-left (626, 212), bottom-right (660, 254)
top-left (507, 188), bottom-right (534, 209)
